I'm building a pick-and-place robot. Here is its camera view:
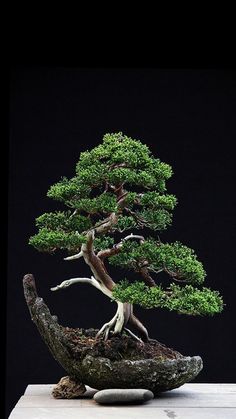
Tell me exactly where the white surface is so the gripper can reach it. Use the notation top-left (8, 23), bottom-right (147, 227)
top-left (9, 383), bottom-right (236, 418)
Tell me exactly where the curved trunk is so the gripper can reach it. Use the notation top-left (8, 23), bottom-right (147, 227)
top-left (81, 231), bottom-right (115, 293)
top-left (81, 230), bottom-right (149, 342)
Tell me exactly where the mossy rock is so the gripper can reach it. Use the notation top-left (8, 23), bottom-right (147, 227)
top-left (79, 354), bottom-right (202, 394)
top-left (23, 274), bottom-right (203, 394)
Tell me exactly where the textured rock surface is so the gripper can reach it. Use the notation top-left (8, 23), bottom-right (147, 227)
top-left (81, 354), bottom-right (203, 395)
top-left (23, 274), bottom-right (203, 397)
top-left (52, 376), bottom-right (86, 399)
top-left (94, 388), bottom-right (154, 404)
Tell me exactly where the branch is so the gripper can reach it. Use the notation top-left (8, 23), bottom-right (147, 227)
top-left (108, 162), bottom-right (129, 170)
top-left (94, 212), bottom-right (118, 235)
top-left (50, 276), bottom-right (100, 292)
top-left (163, 265), bottom-right (186, 282)
top-left (116, 186), bottom-right (128, 212)
top-left (69, 209), bottom-right (78, 218)
top-left (138, 265), bottom-right (156, 287)
top-left (97, 245), bottom-right (121, 259)
top-left (85, 229), bottom-right (95, 253)
top-left (124, 207), bottom-right (146, 227)
top-left (64, 251), bottom-right (83, 261)
top-left (97, 233), bottom-right (145, 260)
top-left (81, 185), bottom-right (129, 237)
top-left (122, 234), bottom-right (145, 243)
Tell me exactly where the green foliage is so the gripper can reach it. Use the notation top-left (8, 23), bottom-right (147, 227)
top-left (103, 132), bottom-right (151, 166)
top-left (113, 281), bottom-right (223, 315)
top-left (47, 133), bottom-right (175, 212)
top-left (116, 216), bottom-right (137, 232)
top-left (137, 208), bottom-right (173, 230)
top-left (71, 193), bottom-right (117, 214)
top-left (94, 236), bottom-right (115, 251)
top-left (113, 280), bottom-right (166, 309)
top-left (110, 239), bottom-right (206, 285)
top-left (124, 192), bottom-right (137, 207)
top-left (29, 228), bottom-right (86, 252)
top-left (75, 163), bottom-right (108, 187)
top-left (47, 177), bottom-right (91, 202)
top-left (35, 211), bottom-right (92, 232)
top-left (77, 132), bottom-right (152, 169)
top-left (166, 284), bottom-right (224, 315)
top-left (140, 192), bottom-right (177, 211)
top-left (76, 132), bottom-right (173, 191)
top-left (109, 240), bottom-right (139, 267)
top-left (30, 131), bottom-right (223, 318)
top-left (30, 211), bottom-right (91, 252)
top-left (145, 159), bottom-right (173, 180)
top-left (107, 168), bottom-right (158, 189)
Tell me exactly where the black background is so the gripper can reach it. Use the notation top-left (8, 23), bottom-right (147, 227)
top-left (7, 67), bottom-right (236, 417)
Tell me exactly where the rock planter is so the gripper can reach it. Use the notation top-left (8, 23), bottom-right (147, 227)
top-left (23, 274), bottom-right (203, 396)
top-left (80, 354), bottom-right (202, 394)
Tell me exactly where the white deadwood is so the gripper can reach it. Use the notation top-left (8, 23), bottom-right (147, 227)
top-left (64, 251), bottom-right (83, 261)
top-left (50, 276), bottom-right (107, 295)
top-left (121, 233), bottom-right (145, 242)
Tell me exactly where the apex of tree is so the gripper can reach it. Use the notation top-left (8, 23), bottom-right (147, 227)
top-left (29, 132), bottom-right (223, 320)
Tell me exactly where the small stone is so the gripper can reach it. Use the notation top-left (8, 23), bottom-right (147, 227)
top-left (52, 376), bottom-right (86, 399)
top-left (93, 388), bottom-right (154, 404)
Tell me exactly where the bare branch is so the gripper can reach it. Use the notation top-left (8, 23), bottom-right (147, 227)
top-left (64, 251), bottom-right (83, 261)
top-left (50, 276), bottom-right (103, 292)
top-left (122, 233), bottom-right (145, 243)
top-left (69, 209), bottom-right (78, 218)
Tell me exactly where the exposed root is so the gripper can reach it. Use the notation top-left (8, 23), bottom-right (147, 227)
top-left (96, 302), bottom-right (148, 343)
top-left (96, 302), bottom-right (125, 340)
top-left (96, 312), bottom-right (118, 340)
top-left (124, 327), bottom-right (143, 343)
top-left (128, 312), bottom-right (149, 342)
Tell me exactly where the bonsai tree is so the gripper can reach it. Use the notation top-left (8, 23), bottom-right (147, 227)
top-left (29, 132), bottom-right (223, 343)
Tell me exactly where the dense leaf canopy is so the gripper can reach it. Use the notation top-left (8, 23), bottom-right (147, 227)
top-left (112, 281), bottom-right (223, 315)
top-left (30, 132), bottom-right (177, 251)
top-left (29, 132), bottom-right (223, 316)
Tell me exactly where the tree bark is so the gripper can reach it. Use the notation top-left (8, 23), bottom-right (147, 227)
top-left (80, 230), bottom-right (149, 340)
top-left (81, 230), bottom-right (115, 293)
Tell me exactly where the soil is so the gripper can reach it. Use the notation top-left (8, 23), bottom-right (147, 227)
top-left (62, 327), bottom-right (183, 362)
